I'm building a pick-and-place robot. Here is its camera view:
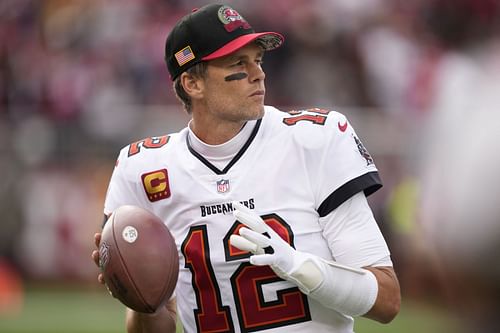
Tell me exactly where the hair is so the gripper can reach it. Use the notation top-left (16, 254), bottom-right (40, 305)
top-left (173, 62), bottom-right (209, 114)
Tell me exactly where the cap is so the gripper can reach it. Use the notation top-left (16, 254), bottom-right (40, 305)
top-left (165, 4), bottom-right (284, 80)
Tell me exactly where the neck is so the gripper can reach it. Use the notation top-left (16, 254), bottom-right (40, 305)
top-left (190, 113), bottom-right (246, 145)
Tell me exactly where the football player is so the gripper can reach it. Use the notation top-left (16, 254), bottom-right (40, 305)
top-left (92, 4), bottom-right (400, 332)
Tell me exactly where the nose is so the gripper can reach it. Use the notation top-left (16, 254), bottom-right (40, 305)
top-left (248, 62), bottom-right (265, 82)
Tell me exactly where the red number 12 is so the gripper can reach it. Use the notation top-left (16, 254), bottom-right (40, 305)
top-left (182, 214), bottom-right (311, 333)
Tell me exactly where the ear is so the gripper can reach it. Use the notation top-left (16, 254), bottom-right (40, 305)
top-left (180, 72), bottom-right (204, 100)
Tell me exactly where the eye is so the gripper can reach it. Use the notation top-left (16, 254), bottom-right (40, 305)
top-left (231, 60), bottom-right (245, 67)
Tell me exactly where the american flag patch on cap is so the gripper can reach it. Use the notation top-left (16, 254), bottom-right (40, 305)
top-left (175, 46), bottom-right (195, 66)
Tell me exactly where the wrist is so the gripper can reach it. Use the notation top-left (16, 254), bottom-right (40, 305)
top-left (289, 255), bottom-right (378, 317)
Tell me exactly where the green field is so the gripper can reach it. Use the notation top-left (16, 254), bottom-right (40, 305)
top-left (0, 286), bottom-right (463, 333)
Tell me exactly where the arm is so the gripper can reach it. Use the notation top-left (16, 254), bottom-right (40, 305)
top-left (126, 298), bottom-right (177, 333)
top-left (364, 266), bottom-right (400, 323)
top-left (320, 192), bottom-right (401, 323)
top-left (230, 198), bottom-right (400, 323)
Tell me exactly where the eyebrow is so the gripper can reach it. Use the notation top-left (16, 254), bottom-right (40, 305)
top-left (227, 50), bottom-right (264, 62)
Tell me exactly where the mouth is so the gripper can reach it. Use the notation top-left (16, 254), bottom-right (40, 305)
top-left (250, 90), bottom-right (265, 97)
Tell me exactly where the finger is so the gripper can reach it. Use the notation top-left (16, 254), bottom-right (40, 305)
top-left (92, 250), bottom-right (100, 266)
top-left (250, 254), bottom-right (275, 266)
top-left (98, 273), bottom-right (105, 285)
top-left (232, 202), bottom-right (268, 233)
top-left (230, 234), bottom-right (258, 253)
top-left (94, 233), bottom-right (101, 247)
top-left (239, 227), bottom-right (271, 248)
top-left (230, 235), bottom-right (264, 254)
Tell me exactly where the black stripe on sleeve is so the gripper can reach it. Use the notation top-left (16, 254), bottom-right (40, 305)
top-left (317, 171), bottom-right (383, 217)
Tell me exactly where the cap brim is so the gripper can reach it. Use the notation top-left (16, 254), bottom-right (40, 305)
top-left (202, 32), bottom-right (284, 61)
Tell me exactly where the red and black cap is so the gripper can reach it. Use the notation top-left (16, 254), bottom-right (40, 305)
top-left (165, 4), bottom-right (284, 80)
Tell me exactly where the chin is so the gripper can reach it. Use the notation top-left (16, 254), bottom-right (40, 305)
top-left (232, 103), bottom-right (264, 122)
top-left (251, 104), bottom-right (265, 120)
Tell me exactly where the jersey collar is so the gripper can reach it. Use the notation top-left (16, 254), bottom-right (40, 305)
top-left (186, 119), bottom-right (262, 175)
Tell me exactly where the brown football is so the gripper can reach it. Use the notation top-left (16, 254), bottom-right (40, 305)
top-left (99, 205), bottom-right (179, 313)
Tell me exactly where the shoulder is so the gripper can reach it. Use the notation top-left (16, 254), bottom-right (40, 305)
top-left (115, 129), bottom-right (186, 171)
top-left (264, 106), bottom-right (346, 131)
top-left (262, 106), bottom-right (350, 147)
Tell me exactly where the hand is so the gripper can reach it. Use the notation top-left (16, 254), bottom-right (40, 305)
top-left (92, 232), bottom-right (119, 298)
top-left (91, 233), bottom-right (105, 284)
top-left (230, 201), bottom-right (317, 283)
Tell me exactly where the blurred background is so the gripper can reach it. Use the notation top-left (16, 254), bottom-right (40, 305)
top-left (1, 0), bottom-right (500, 332)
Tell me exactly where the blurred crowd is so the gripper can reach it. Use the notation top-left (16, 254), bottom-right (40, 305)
top-left (1, 0), bottom-right (500, 330)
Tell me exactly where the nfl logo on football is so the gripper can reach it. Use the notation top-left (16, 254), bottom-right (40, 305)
top-left (216, 179), bottom-right (230, 193)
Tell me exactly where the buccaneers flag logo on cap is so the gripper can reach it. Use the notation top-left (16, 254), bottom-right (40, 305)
top-left (217, 5), bottom-right (251, 32)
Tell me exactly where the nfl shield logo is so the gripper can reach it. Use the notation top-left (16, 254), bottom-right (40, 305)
top-left (216, 179), bottom-right (230, 193)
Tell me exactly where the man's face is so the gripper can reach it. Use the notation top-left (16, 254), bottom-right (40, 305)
top-left (200, 43), bottom-right (266, 122)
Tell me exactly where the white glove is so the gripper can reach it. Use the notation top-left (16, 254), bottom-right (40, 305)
top-left (230, 201), bottom-right (323, 290)
top-left (230, 201), bottom-right (379, 317)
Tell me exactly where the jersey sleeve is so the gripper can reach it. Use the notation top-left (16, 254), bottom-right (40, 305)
top-left (103, 147), bottom-right (150, 216)
top-left (314, 112), bottom-right (382, 217)
top-left (319, 191), bottom-right (392, 268)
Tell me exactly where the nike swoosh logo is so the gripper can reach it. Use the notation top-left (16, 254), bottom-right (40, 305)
top-left (338, 120), bottom-right (348, 132)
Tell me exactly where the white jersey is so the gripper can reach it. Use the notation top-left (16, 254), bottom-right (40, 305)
top-left (104, 106), bottom-right (390, 333)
